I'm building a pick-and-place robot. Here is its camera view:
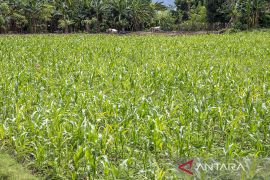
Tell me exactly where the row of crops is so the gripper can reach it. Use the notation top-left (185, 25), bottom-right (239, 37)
top-left (0, 31), bottom-right (269, 178)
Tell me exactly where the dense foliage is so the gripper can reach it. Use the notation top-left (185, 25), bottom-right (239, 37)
top-left (174, 0), bottom-right (270, 30)
top-left (0, 0), bottom-right (166, 33)
top-left (0, 32), bottom-right (270, 178)
top-left (0, 0), bottom-right (269, 33)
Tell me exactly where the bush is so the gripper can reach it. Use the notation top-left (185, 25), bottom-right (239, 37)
top-left (233, 21), bottom-right (248, 30)
top-left (260, 12), bottom-right (270, 28)
top-left (176, 4), bottom-right (207, 31)
top-left (178, 21), bottom-right (207, 31)
top-left (156, 11), bottom-right (175, 31)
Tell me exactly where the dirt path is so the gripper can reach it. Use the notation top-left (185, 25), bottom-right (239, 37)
top-left (128, 30), bottom-right (226, 36)
top-left (0, 153), bottom-right (37, 180)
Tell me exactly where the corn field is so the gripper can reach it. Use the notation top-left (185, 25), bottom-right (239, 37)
top-left (0, 31), bottom-right (270, 179)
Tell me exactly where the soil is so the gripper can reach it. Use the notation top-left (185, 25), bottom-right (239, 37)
top-left (127, 30), bottom-right (227, 36)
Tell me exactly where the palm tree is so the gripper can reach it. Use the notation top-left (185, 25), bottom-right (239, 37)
top-left (110, 0), bottom-right (130, 31)
top-left (39, 3), bottom-right (55, 32)
top-left (250, 0), bottom-right (266, 27)
top-left (90, 0), bottom-right (108, 32)
top-left (129, 0), bottom-right (152, 31)
top-left (237, 0), bottom-right (267, 28)
top-left (24, 0), bottom-right (43, 33)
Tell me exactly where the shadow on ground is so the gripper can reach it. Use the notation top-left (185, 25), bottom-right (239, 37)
top-left (0, 152), bottom-right (36, 180)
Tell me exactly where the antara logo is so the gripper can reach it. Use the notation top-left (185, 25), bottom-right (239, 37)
top-left (178, 159), bottom-right (247, 175)
top-left (178, 160), bottom-right (194, 175)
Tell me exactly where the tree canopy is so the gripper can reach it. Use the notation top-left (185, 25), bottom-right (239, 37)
top-left (0, 0), bottom-right (269, 33)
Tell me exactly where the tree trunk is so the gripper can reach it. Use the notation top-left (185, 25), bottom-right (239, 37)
top-left (30, 22), bottom-right (33, 33)
top-left (33, 20), bottom-right (37, 33)
top-left (96, 13), bottom-right (100, 32)
top-left (254, 10), bottom-right (259, 27)
top-left (86, 24), bottom-right (90, 32)
top-left (65, 25), bottom-right (68, 33)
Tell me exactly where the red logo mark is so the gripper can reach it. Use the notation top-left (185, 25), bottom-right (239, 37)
top-left (178, 160), bottom-right (194, 175)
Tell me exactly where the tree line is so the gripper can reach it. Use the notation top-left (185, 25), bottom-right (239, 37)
top-left (0, 0), bottom-right (269, 34)
top-left (175, 0), bottom-right (270, 31)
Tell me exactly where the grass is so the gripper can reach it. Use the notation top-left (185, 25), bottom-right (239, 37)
top-left (0, 31), bottom-right (269, 179)
top-left (0, 152), bottom-right (36, 180)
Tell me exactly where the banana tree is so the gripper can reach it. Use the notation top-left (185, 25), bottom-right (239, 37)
top-left (8, 0), bottom-right (28, 32)
top-left (55, 0), bottom-right (75, 33)
top-left (0, 2), bottom-right (10, 33)
top-left (237, 0), bottom-right (267, 28)
top-left (23, 0), bottom-right (42, 33)
top-left (82, 17), bottom-right (97, 32)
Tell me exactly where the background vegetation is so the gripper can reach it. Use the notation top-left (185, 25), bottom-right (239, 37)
top-left (0, 0), bottom-right (269, 33)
